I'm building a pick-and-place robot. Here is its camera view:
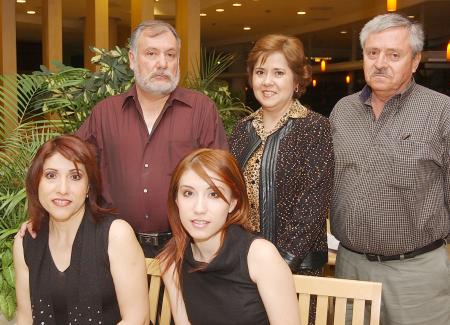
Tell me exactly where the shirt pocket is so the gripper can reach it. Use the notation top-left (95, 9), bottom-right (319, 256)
top-left (388, 140), bottom-right (437, 189)
top-left (167, 140), bottom-right (197, 175)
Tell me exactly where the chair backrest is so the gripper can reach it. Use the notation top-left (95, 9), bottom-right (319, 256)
top-left (146, 258), bottom-right (172, 325)
top-left (294, 275), bottom-right (382, 325)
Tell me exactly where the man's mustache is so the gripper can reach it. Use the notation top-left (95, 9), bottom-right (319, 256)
top-left (149, 70), bottom-right (174, 80)
top-left (371, 69), bottom-right (390, 77)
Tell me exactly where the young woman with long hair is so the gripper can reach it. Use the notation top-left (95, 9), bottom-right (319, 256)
top-left (158, 148), bottom-right (300, 325)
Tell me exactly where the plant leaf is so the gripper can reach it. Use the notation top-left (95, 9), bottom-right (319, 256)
top-left (2, 265), bottom-right (14, 289)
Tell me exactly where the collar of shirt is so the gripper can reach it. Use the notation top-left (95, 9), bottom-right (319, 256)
top-left (359, 78), bottom-right (417, 108)
top-left (120, 84), bottom-right (196, 110)
top-left (245, 99), bottom-right (308, 140)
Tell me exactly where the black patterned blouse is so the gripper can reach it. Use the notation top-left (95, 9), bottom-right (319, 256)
top-left (230, 101), bottom-right (334, 274)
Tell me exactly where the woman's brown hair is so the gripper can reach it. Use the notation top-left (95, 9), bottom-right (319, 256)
top-left (157, 148), bottom-right (250, 287)
top-left (26, 134), bottom-right (113, 232)
top-left (247, 34), bottom-right (312, 97)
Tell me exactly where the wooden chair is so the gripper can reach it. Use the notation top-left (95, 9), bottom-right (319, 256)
top-left (294, 275), bottom-right (382, 325)
top-left (146, 258), bottom-right (172, 325)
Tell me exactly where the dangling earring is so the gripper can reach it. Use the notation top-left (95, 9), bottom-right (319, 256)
top-left (295, 84), bottom-right (299, 93)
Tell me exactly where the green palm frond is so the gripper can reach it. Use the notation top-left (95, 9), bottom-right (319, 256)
top-left (186, 49), bottom-right (235, 91)
top-left (0, 189), bottom-right (27, 230)
top-left (185, 49), bottom-right (250, 135)
top-left (0, 74), bottom-right (66, 230)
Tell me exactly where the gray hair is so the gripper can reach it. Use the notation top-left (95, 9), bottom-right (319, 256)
top-left (360, 13), bottom-right (424, 56)
top-left (130, 20), bottom-right (181, 54)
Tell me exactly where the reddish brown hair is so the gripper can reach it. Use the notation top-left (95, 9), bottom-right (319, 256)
top-left (157, 148), bottom-right (250, 286)
top-left (26, 134), bottom-right (113, 232)
top-left (247, 34), bottom-right (312, 97)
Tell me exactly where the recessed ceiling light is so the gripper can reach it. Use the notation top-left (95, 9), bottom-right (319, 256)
top-left (16, 0), bottom-right (26, 3)
top-left (340, 30), bottom-right (348, 34)
top-left (233, 3), bottom-right (242, 6)
top-left (297, 11), bottom-right (306, 15)
top-left (243, 26), bottom-right (251, 30)
top-left (26, 10), bottom-right (36, 14)
top-left (408, 15), bottom-right (415, 18)
top-left (216, 8), bottom-right (224, 12)
top-left (200, 13), bottom-right (207, 16)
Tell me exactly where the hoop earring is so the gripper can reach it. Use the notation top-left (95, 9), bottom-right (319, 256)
top-left (295, 85), bottom-right (299, 93)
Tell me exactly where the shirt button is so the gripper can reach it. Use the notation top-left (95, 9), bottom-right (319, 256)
top-left (144, 188), bottom-right (148, 193)
top-left (144, 163), bottom-right (149, 168)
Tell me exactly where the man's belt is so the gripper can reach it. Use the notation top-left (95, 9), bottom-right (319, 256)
top-left (136, 231), bottom-right (172, 247)
top-left (343, 239), bottom-right (445, 262)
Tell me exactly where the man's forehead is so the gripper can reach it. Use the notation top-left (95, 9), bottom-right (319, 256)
top-left (138, 30), bottom-right (178, 47)
top-left (364, 28), bottom-right (410, 48)
top-left (365, 27), bottom-right (409, 42)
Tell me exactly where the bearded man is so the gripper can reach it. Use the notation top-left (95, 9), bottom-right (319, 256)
top-left (76, 20), bottom-right (228, 257)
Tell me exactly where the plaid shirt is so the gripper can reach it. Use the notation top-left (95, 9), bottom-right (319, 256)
top-left (330, 80), bottom-right (450, 255)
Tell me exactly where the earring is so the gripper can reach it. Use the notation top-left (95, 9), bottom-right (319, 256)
top-left (86, 193), bottom-right (89, 199)
top-left (295, 85), bottom-right (299, 93)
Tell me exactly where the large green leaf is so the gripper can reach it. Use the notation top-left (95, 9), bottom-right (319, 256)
top-left (0, 290), bottom-right (16, 320)
top-left (1, 250), bottom-right (12, 270)
top-left (2, 265), bottom-right (14, 288)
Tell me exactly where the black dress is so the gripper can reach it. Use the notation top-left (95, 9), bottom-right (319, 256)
top-left (181, 225), bottom-right (270, 325)
top-left (23, 210), bottom-right (121, 324)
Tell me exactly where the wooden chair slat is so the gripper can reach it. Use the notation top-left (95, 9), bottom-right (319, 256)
top-left (351, 299), bottom-right (366, 325)
top-left (315, 295), bottom-right (329, 325)
top-left (146, 258), bottom-right (172, 325)
top-left (299, 293), bottom-right (311, 325)
top-left (333, 297), bottom-right (347, 325)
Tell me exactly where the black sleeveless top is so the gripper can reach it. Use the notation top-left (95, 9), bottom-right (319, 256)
top-left (23, 210), bottom-right (121, 324)
top-left (182, 225), bottom-right (270, 325)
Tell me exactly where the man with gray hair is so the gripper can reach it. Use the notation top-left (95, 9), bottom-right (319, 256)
top-left (330, 13), bottom-right (449, 325)
top-left (76, 20), bottom-right (228, 257)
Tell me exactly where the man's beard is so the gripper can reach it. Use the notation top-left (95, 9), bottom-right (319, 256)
top-left (133, 65), bottom-right (180, 95)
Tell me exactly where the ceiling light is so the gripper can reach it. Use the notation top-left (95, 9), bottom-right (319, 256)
top-left (200, 13), bottom-right (207, 16)
top-left (312, 79), bottom-right (317, 87)
top-left (340, 30), bottom-right (348, 34)
top-left (216, 8), bottom-right (224, 12)
top-left (387, 0), bottom-right (397, 12)
top-left (16, 0), bottom-right (26, 3)
top-left (243, 27), bottom-right (251, 30)
top-left (447, 41), bottom-right (450, 61)
top-left (26, 10), bottom-right (36, 14)
top-left (233, 3), bottom-right (242, 6)
top-left (297, 11), bottom-right (306, 15)
top-left (311, 56), bottom-right (332, 62)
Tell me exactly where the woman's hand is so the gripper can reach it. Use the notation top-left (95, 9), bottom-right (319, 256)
top-left (15, 221), bottom-right (36, 239)
top-left (248, 239), bottom-right (302, 325)
top-left (108, 219), bottom-right (150, 325)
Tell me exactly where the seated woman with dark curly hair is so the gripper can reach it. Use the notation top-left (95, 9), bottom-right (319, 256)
top-left (13, 135), bottom-right (149, 325)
